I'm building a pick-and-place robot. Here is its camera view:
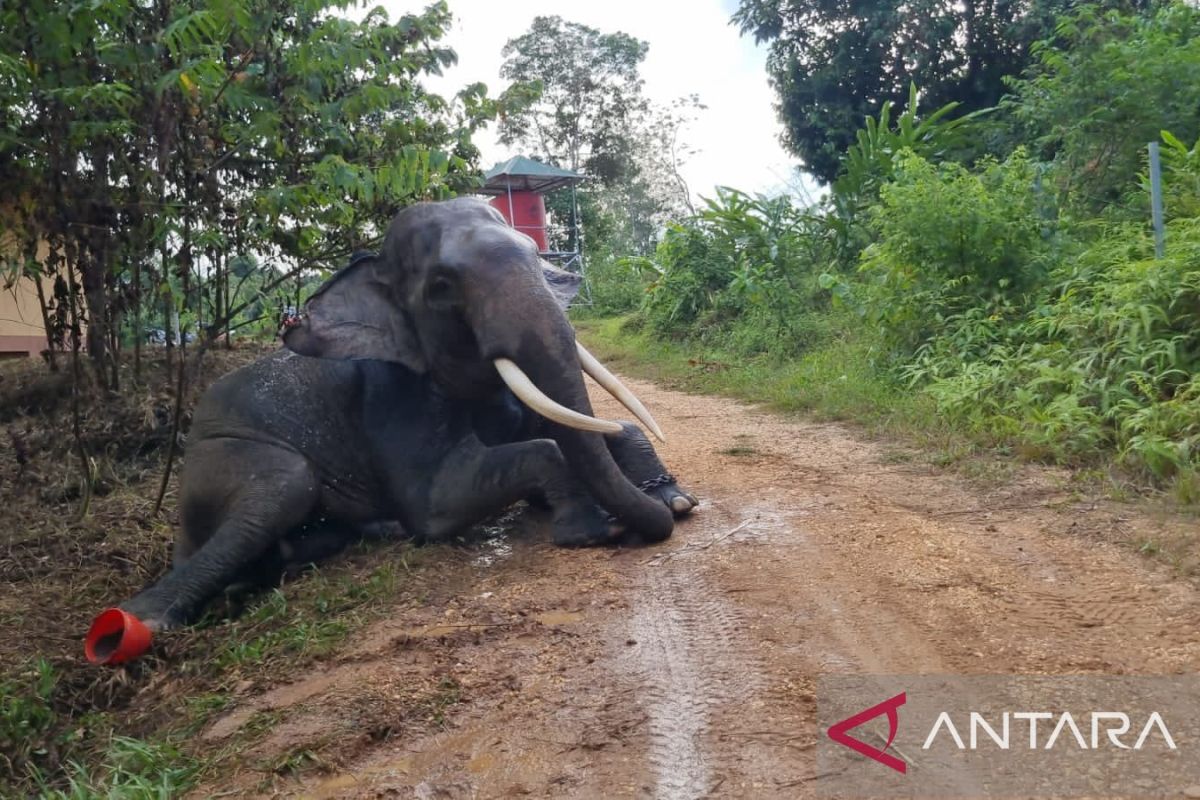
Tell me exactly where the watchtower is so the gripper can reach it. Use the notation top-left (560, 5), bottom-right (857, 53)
top-left (480, 156), bottom-right (587, 279)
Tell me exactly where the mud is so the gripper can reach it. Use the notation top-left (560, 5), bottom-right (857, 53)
top-left (192, 376), bottom-right (1200, 798)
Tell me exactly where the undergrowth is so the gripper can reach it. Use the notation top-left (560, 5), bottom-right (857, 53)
top-left (0, 347), bottom-right (426, 795)
top-left (575, 315), bottom-right (951, 448)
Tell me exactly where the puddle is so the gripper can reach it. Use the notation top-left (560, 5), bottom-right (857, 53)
top-left (469, 508), bottom-right (527, 568)
top-left (471, 532), bottom-right (512, 568)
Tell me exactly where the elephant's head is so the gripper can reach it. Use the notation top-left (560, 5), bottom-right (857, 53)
top-left (283, 197), bottom-right (672, 541)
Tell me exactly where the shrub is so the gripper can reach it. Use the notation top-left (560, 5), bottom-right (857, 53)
top-left (578, 255), bottom-right (650, 316)
top-left (1005, 2), bottom-right (1200, 215)
top-left (640, 188), bottom-right (834, 350)
top-left (915, 217), bottom-right (1200, 476)
top-left (859, 149), bottom-right (1059, 354)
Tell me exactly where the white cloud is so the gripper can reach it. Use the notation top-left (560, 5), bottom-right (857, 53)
top-left (376, 0), bottom-right (819, 202)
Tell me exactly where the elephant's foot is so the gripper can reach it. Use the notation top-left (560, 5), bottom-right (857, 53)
top-left (551, 504), bottom-right (621, 548)
top-left (121, 593), bottom-right (187, 633)
top-left (86, 592), bottom-right (183, 664)
top-left (639, 473), bottom-right (698, 518)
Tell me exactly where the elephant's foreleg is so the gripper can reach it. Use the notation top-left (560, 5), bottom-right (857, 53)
top-left (605, 421), bottom-right (697, 517)
top-left (122, 449), bottom-right (318, 630)
top-left (420, 436), bottom-right (612, 547)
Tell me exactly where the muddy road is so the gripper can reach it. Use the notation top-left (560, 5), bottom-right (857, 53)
top-left (196, 376), bottom-right (1200, 798)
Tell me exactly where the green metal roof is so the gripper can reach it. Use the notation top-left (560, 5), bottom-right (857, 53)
top-left (480, 156), bottom-right (586, 195)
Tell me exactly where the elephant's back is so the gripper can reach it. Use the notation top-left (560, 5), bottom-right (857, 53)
top-left (190, 349), bottom-right (367, 450)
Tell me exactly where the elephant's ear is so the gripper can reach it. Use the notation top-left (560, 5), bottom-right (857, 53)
top-left (283, 254), bottom-right (427, 372)
top-left (539, 259), bottom-right (584, 311)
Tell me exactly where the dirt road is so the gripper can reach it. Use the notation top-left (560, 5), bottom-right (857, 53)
top-left (196, 376), bottom-right (1200, 798)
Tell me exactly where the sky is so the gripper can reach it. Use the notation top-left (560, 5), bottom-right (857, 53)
top-left (379, 0), bottom-right (819, 204)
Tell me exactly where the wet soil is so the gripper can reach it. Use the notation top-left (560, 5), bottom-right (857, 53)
top-left (193, 376), bottom-right (1200, 798)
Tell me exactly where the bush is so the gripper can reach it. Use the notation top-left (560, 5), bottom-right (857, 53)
top-left (859, 149), bottom-right (1059, 353)
top-left (639, 188), bottom-right (835, 351)
top-left (640, 219), bottom-right (736, 337)
top-left (1005, 2), bottom-right (1200, 215)
top-left (913, 217), bottom-right (1200, 477)
top-left (579, 255), bottom-right (650, 316)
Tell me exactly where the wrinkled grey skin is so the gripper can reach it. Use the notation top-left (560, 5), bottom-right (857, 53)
top-left (120, 198), bottom-right (695, 632)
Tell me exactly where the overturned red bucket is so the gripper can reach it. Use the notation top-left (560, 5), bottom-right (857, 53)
top-left (85, 608), bottom-right (152, 665)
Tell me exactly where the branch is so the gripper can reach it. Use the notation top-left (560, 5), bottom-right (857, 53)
top-left (205, 244), bottom-right (363, 337)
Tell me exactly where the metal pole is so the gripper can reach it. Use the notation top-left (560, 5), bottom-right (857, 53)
top-left (506, 179), bottom-right (514, 232)
top-left (1149, 141), bottom-right (1165, 259)
top-left (572, 181), bottom-right (591, 304)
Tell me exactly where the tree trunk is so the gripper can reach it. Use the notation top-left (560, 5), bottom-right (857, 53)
top-left (80, 248), bottom-right (110, 390)
top-left (133, 255), bottom-right (142, 383)
top-left (30, 239), bottom-right (58, 372)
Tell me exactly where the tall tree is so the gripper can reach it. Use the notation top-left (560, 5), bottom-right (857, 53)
top-left (733, 0), bottom-right (1150, 183)
top-left (498, 15), bottom-right (649, 182)
top-left (498, 16), bottom-right (700, 257)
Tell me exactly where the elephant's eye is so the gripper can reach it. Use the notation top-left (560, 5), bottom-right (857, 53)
top-left (425, 275), bottom-right (460, 309)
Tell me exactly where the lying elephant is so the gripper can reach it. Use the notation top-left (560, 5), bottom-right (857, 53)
top-left (85, 197), bottom-right (695, 664)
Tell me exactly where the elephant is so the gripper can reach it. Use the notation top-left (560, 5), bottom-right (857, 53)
top-left (85, 197), bottom-right (695, 664)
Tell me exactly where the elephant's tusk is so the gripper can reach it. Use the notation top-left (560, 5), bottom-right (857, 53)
top-left (576, 343), bottom-right (666, 442)
top-left (494, 358), bottom-right (624, 435)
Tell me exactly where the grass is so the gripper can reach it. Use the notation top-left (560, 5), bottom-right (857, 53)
top-left (38, 736), bottom-right (200, 800)
top-left (0, 551), bottom-right (415, 795)
top-left (418, 676), bottom-right (463, 728)
top-left (0, 342), bottom-right (440, 795)
top-left (577, 315), bottom-right (1200, 500)
top-left (575, 315), bottom-right (960, 451)
top-left (578, 312), bottom-right (1200, 576)
top-left (212, 562), bottom-right (399, 672)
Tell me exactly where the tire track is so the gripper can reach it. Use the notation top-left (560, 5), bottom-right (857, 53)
top-left (628, 565), bottom-right (765, 799)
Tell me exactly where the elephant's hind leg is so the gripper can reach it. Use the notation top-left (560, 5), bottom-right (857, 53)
top-left (122, 439), bottom-right (319, 630)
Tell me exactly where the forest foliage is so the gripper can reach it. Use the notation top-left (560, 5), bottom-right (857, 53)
top-left (732, 0), bottom-right (1154, 183)
top-left (0, 0), bottom-right (497, 389)
top-left (589, 1), bottom-right (1200, 497)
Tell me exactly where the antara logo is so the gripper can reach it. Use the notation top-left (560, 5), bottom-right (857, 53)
top-left (827, 692), bottom-right (908, 774)
top-left (828, 693), bottom-right (1178, 774)
top-left (922, 711), bottom-right (1177, 751)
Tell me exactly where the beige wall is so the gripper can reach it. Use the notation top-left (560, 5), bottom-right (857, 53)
top-left (0, 277), bottom-right (49, 358)
top-left (0, 223), bottom-right (51, 358)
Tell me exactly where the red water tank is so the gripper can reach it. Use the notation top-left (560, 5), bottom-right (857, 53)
top-left (489, 191), bottom-right (548, 251)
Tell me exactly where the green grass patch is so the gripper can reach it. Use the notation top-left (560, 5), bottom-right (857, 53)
top-left (1, 550), bottom-right (413, 796)
top-left (575, 315), bottom-right (957, 450)
top-left (38, 736), bottom-right (199, 800)
top-left (212, 561), bottom-right (400, 672)
top-left (576, 315), bottom-right (1200, 505)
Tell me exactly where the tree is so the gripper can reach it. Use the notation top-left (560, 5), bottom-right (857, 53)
top-left (0, 0), bottom-right (497, 523)
top-left (732, 0), bottom-right (1151, 183)
top-left (498, 16), bottom-right (649, 182)
top-left (0, 0), bottom-right (493, 384)
top-left (498, 17), bottom-right (700, 258)
top-left (1004, 2), bottom-right (1200, 212)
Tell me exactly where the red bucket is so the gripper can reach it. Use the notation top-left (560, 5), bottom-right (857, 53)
top-left (85, 608), bottom-right (152, 665)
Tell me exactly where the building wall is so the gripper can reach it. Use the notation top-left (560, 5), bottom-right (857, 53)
top-left (0, 277), bottom-right (49, 358)
top-left (0, 225), bottom-right (52, 359)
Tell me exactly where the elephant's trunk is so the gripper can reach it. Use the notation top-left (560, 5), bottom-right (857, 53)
top-left (504, 319), bottom-right (674, 541)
